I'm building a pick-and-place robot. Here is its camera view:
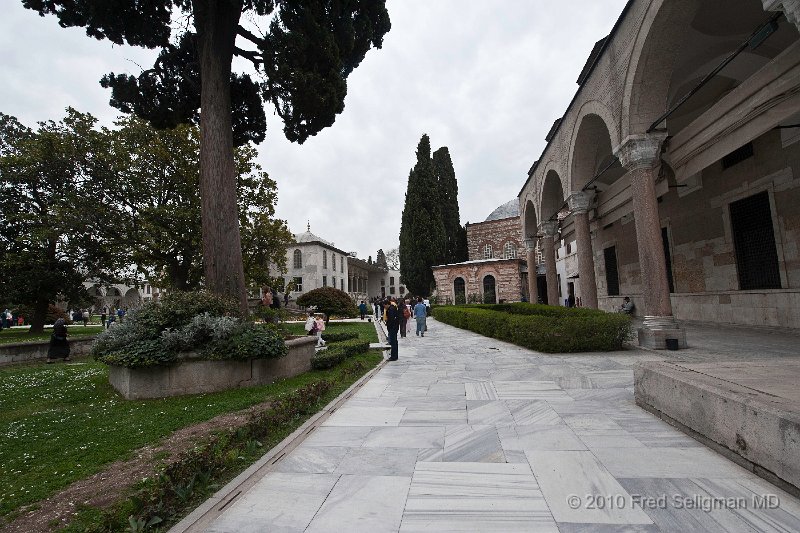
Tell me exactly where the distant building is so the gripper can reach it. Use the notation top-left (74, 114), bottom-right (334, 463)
top-left (82, 280), bottom-right (165, 311)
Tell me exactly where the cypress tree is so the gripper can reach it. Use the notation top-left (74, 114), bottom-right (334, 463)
top-left (433, 147), bottom-right (467, 264)
top-left (400, 134), bottom-right (446, 296)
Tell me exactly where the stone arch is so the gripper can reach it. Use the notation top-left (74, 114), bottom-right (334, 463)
top-left (482, 274), bottom-right (497, 304)
top-left (122, 288), bottom-right (142, 309)
top-left (568, 104), bottom-right (621, 193)
top-left (621, 0), bottom-right (791, 138)
top-left (523, 199), bottom-right (538, 240)
top-left (540, 170), bottom-right (565, 222)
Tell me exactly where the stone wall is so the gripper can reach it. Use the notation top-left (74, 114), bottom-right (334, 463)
top-left (0, 338), bottom-right (96, 365)
top-left (466, 217), bottom-right (524, 262)
top-left (108, 337), bottom-right (316, 400)
top-left (433, 259), bottom-right (524, 304)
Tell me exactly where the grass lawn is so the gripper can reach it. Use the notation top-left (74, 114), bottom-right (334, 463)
top-left (0, 350), bottom-right (382, 519)
top-left (283, 320), bottom-right (378, 343)
top-left (0, 325), bottom-right (104, 345)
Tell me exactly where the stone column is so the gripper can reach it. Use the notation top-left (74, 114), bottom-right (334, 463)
top-left (762, 0), bottom-right (800, 31)
top-left (567, 191), bottom-right (598, 309)
top-left (614, 133), bottom-right (686, 349)
top-left (525, 238), bottom-right (539, 304)
top-left (539, 221), bottom-right (560, 306)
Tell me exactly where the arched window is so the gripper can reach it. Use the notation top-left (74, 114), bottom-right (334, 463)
top-left (323, 250), bottom-right (328, 269)
top-left (504, 242), bottom-right (517, 259)
top-left (483, 244), bottom-right (493, 259)
top-left (483, 275), bottom-right (497, 304)
top-left (454, 277), bottom-right (466, 305)
top-left (293, 249), bottom-right (302, 269)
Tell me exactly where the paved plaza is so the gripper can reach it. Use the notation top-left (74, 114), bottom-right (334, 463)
top-left (193, 320), bottom-right (800, 532)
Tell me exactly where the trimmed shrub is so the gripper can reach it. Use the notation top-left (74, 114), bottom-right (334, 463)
top-left (311, 349), bottom-right (346, 370)
top-left (321, 331), bottom-right (359, 343)
top-left (296, 287), bottom-right (359, 319)
top-left (92, 291), bottom-right (287, 368)
top-left (335, 338), bottom-right (370, 358)
top-left (432, 304), bottom-right (631, 352)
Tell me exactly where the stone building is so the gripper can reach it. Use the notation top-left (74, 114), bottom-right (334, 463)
top-left (82, 280), bottom-right (165, 311)
top-left (433, 200), bottom-right (530, 304)
top-left (517, 0), bottom-right (800, 347)
top-left (284, 224), bottom-right (350, 299)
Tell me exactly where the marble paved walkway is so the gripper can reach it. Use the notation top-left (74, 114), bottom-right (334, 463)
top-left (204, 319), bottom-right (800, 532)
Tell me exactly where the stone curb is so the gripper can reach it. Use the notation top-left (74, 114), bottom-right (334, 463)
top-left (169, 325), bottom-right (387, 532)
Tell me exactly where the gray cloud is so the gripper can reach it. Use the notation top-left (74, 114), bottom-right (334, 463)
top-left (1, 0), bottom-right (627, 260)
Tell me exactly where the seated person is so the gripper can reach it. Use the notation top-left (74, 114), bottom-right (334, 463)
top-left (619, 296), bottom-right (635, 314)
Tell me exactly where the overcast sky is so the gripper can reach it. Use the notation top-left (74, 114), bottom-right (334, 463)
top-left (1, 0), bottom-right (628, 261)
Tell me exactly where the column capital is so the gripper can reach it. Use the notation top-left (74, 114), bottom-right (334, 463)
top-left (567, 191), bottom-right (594, 214)
top-left (524, 238), bottom-right (537, 251)
top-left (538, 221), bottom-right (559, 238)
top-left (763, 0), bottom-right (800, 30)
top-left (613, 132), bottom-right (668, 172)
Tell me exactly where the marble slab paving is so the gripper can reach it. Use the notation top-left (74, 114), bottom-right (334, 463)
top-left (335, 446), bottom-right (419, 476)
top-left (443, 424), bottom-right (506, 462)
top-left (499, 423), bottom-right (587, 451)
top-left (592, 447), bottom-right (756, 478)
top-left (526, 450), bottom-right (653, 525)
top-left (400, 410), bottom-right (468, 426)
top-left (272, 446), bottom-right (350, 474)
top-left (323, 406), bottom-right (406, 427)
top-left (301, 426), bottom-right (373, 447)
top-left (400, 462), bottom-right (558, 532)
top-left (363, 426), bottom-right (446, 449)
top-left (207, 472), bottom-right (338, 533)
top-left (305, 475), bottom-right (411, 532)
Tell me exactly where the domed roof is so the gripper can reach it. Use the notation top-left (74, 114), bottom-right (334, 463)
top-left (484, 199), bottom-right (520, 221)
top-left (294, 222), bottom-right (334, 246)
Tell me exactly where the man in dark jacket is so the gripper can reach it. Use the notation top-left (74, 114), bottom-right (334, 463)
top-left (385, 297), bottom-right (400, 361)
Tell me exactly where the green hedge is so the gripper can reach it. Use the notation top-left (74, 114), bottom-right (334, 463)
top-left (311, 338), bottom-right (370, 370)
top-left (321, 331), bottom-right (359, 343)
top-left (432, 304), bottom-right (631, 352)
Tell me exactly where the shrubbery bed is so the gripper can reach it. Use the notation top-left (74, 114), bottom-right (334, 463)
top-left (311, 338), bottom-right (370, 370)
top-left (92, 291), bottom-right (287, 368)
top-left (432, 303), bottom-right (631, 352)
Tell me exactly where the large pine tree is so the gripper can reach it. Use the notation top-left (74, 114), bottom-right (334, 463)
top-left (23, 0), bottom-right (391, 314)
top-left (399, 135), bottom-right (446, 296)
top-left (433, 147), bottom-right (467, 264)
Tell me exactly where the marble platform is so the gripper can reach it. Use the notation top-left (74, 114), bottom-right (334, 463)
top-left (182, 318), bottom-right (800, 532)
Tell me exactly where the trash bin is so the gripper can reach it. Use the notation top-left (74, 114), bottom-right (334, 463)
top-left (665, 338), bottom-right (679, 350)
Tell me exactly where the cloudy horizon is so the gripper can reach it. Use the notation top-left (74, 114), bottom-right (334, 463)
top-left (1, 0), bottom-right (628, 262)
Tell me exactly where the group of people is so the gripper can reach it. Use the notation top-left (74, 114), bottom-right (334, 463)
top-left (375, 296), bottom-right (431, 361)
top-left (0, 309), bottom-right (22, 330)
top-left (261, 287), bottom-right (290, 309)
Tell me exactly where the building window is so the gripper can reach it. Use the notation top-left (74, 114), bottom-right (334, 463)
top-left (341, 261), bottom-right (344, 273)
top-left (399, 286), bottom-right (404, 294)
top-left (557, 274), bottom-right (562, 298)
top-left (381, 278), bottom-right (385, 286)
top-left (348, 277), bottom-right (352, 292)
top-left (293, 249), bottom-right (302, 269)
top-left (323, 250), bottom-right (327, 269)
top-left (484, 244), bottom-right (493, 259)
top-left (604, 246), bottom-right (619, 296)
top-left (340, 279), bottom-right (344, 291)
top-left (566, 243), bottom-right (572, 255)
top-left (332, 254), bottom-right (336, 271)
top-left (390, 276), bottom-right (395, 285)
top-left (504, 242), bottom-right (516, 259)
top-left (730, 191), bottom-right (781, 290)
top-left (323, 275), bottom-right (327, 287)
top-left (483, 275), bottom-right (496, 303)
top-left (389, 286), bottom-right (395, 294)
top-left (454, 277), bottom-right (466, 304)
top-left (293, 277), bottom-right (302, 292)
top-left (332, 276), bottom-right (336, 288)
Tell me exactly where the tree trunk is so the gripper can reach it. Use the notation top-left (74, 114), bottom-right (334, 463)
top-left (194, 0), bottom-right (249, 315)
top-left (29, 295), bottom-right (49, 334)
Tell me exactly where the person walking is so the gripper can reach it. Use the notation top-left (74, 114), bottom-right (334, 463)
top-left (398, 299), bottom-right (410, 338)
top-left (314, 314), bottom-right (326, 347)
top-left (82, 309), bottom-right (90, 326)
top-left (385, 297), bottom-right (400, 360)
top-left (358, 301), bottom-right (367, 320)
top-left (413, 297), bottom-right (427, 337)
top-left (47, 318), bottom-right (71, 363)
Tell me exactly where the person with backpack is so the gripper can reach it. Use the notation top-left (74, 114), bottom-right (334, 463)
top-left (398, 299), bottom-right (410, 338)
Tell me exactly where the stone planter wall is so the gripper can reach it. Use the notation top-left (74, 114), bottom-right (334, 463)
top-left (108, 336), bottom-right (317, 400)
top-left (0, 337), bottom-right (96, 365)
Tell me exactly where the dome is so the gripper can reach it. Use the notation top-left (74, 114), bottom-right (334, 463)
top-left (294, 223), bottom-right (334, 246)
top-left (484, 199), bottom-right (520, 221)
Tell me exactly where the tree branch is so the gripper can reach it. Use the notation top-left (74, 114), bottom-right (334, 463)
top-left (234, 47), bottom-right (263, 68)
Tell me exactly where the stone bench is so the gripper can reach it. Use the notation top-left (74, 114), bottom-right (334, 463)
top-left (635, 360), bottom-right (800, 498)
